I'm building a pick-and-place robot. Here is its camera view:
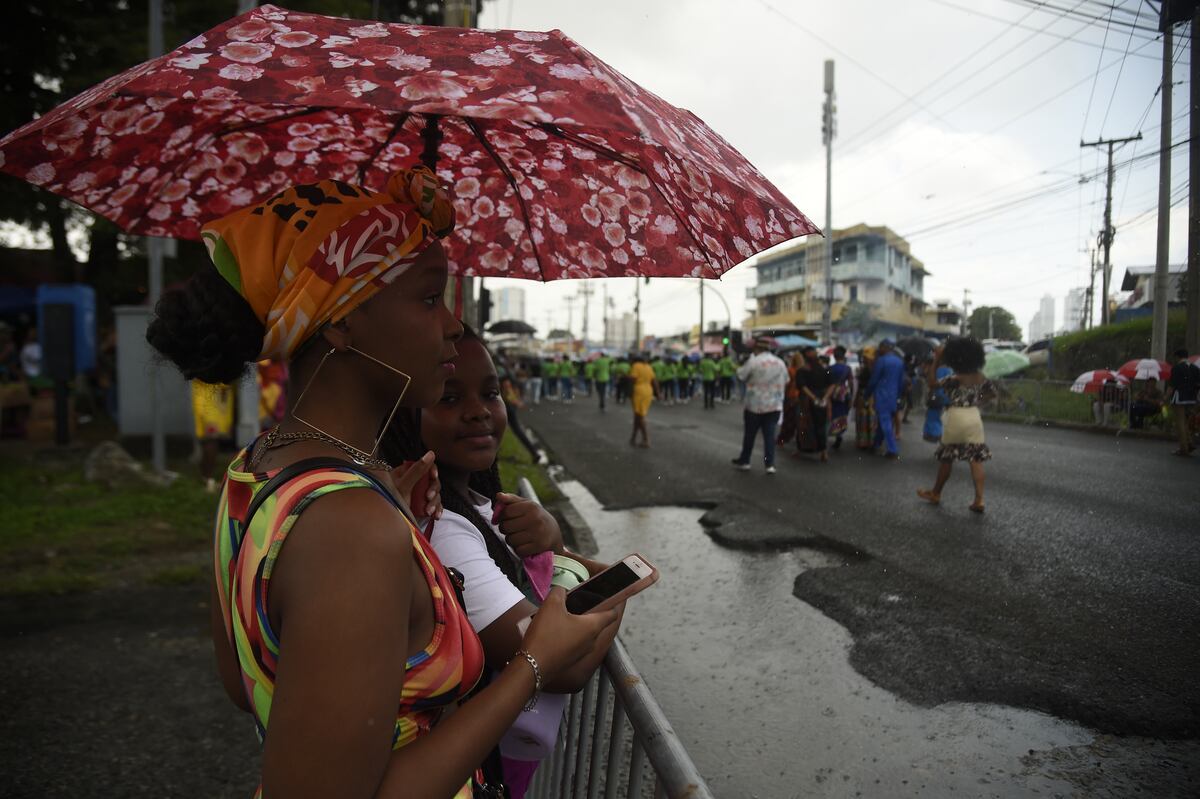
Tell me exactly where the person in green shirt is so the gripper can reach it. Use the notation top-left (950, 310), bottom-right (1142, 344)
top-left (682, 359), bottom-right (697, 401)
top-left (583, 359), bottom-right (596, 398)
top-left (560, 357), bottom-right (576, 401)
top-left (699, 354), bottom-right (719, 409)
top-left (614, 357), bottom-right (632, 404)
top-left (592, 353), bottom-right (613, 410)
top-left (718, 354), bottom-right (736, 402)
top-left (662, 359), bottom-right (679, 404)
top-left (651, 357), bottom-right (666, 401)
top-left (542, 357), bottom-right (558, 399)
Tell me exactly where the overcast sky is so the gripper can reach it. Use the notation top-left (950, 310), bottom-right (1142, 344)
top-left (477, 0), bottom-right (1191, 341)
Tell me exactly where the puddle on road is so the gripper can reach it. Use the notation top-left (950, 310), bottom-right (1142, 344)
top-left (557, 478), bottom-right (1197, 799)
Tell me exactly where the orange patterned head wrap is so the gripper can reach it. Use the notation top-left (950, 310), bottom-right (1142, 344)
top-left (201, 166), bottom-right (455, 361)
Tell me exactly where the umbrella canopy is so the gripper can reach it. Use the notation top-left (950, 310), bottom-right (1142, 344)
top-left (982, 350), bottom-right (1031, 379)
top-left (896, 335), bottom-right (937, 363)
top-left (1116, 358), bottom-right (1172, 381)
top-left (0, 4), bottom-right (817, 282)
top-left (1070, 369), bottom-right (1128, 394)
top-left (487, 319), bottom-right (536, 336)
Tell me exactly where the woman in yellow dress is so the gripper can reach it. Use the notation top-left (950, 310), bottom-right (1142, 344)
top-left (629, 354), bottom-right (658, 448)
top-left (191, 380), bottom-right (235, 492)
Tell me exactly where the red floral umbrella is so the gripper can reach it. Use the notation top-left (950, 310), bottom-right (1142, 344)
top-left (0, 4), bottom-right (817, 281)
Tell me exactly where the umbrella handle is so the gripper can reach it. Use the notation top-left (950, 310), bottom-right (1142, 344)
top-left (421, 114), bottom-right (442, 171)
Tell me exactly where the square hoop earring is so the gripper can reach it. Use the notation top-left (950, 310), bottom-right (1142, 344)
top-left (290, 346), bottom-right (412, 463)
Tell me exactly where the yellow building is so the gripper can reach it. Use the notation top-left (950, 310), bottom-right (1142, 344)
top-left (745, 224), bottom-right (929, 339)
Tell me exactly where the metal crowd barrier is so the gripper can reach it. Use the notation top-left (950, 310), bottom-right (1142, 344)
top-left (516, 477), bottom-right (715, 799)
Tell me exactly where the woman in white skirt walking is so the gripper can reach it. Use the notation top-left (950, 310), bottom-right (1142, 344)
top-left (917, 337), bottom-right (996, 513)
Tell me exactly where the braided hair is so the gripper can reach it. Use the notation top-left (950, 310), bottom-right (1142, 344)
top-left (379, 333), bottom-right (526, 591)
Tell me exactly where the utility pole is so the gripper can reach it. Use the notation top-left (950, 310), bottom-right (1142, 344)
top-left (1086, 248), bottom-right (1097, 330)
top-left (1186, 0), bottom-right (1200, 353)
top-left (988, 310), bottom-right (994, 341)
top-left (821, 59), bottom-right (836, 345)
top-left (1081, 134), bottom-right (1141, 326)
top-left (578, 284), bottom-right (592, 347)
top-left (565, 296), bottom-right (576, 343)
top-left (147, 0), bottom-right (166, 473)
top-left (443, 0), bottom-right (477, 329)
top-left (961, 289), bottom-right (971, 336)
top-left (634, 278), bottom-right (643, 351)
top-left (1150, 5), bottom-right (1174, 361)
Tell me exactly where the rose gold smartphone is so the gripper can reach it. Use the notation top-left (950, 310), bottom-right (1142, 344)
top-left (565, 553), bottom-right (659, 615)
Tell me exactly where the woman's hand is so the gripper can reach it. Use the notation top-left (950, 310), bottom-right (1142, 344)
top-left (493, 492), bottom-right (564, 556)
top-left (519, 587), bottom-right (619, 681)
top-left (390, 452), bottom-right (443, 520)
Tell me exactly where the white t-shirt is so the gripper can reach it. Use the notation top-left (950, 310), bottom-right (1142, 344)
top-left (423, 494), bottom-right (526, 633)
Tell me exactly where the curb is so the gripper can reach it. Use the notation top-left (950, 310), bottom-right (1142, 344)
top-left (522, 426), bottom-right (600, 557)
top-left (985, 414), bottom-right (1177, 442)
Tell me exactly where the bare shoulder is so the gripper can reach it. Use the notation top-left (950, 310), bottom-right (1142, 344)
top-left (272, 487), bottom-right (414, 613)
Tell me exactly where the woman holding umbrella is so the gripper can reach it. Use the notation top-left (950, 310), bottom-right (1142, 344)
top-left (146, 168), bottom-right (615, 799)
top-left (917, 337), bottom-right (996, 513)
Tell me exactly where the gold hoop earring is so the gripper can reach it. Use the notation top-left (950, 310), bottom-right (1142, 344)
top-left (287, 346), bottom-right (412, 467)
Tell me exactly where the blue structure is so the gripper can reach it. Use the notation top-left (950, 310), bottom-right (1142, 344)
top-left (36, 284), bottom-right (96, 374)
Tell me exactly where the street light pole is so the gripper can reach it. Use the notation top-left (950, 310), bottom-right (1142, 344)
top-left (699, 278), bottom-right (704, 351)
top-left (821, 60), bottom-right (835, 345)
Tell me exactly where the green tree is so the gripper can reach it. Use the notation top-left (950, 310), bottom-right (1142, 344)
top-left (967, 306), bottom-right (1022, 341)
top-left (835, 300), bottom-right (880, 339)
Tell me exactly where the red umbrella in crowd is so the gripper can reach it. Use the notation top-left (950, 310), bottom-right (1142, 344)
top-left (1116, 359), bottom-right (1173, 381)
top-left (1070, 369), bottom-right (1128, 394)
top-left (0, 4), bottom-right (818, 281)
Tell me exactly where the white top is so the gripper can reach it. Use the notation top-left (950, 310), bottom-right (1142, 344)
top-left (20, 342), bottom-right (41, 378)
top-left (423, 494), bottom-right (526, 633)
top-left (736, 351), bottom-right (788, 414)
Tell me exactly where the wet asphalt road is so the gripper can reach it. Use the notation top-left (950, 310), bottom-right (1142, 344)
top-left (522, 395), bottom-right (1200, 742)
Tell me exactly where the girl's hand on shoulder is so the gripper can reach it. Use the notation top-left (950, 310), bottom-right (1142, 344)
top-left (493, 492), bottom-right (565, 557)
top-left (390, 452), bottom-right (443, 521)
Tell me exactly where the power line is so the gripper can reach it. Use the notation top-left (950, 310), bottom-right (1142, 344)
top-left (1097, 0), bottom-right (1146, 135)
top-left (1079, 0), bottom-right (1116, 137)
top-left (926, 0), bottom-right (1163, 59)
top-left (841, 2), bottom-right (1102, 159)
top-left (997, 0), bottom-right (1161, 35)
top-left (837, 0), bottom-right (1042, 152)
top-left (838, 32), bottom-right (1161, 209)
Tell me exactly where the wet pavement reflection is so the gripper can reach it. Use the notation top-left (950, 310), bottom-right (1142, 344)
top-left (559, 477), bottom-right (1198, 798)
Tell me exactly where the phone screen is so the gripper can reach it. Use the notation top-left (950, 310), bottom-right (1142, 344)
top-left (565, 561), bottom-right (640, 614)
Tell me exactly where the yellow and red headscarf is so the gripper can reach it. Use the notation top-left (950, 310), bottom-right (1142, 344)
top-left (201, 166), bottom-right (454, 361)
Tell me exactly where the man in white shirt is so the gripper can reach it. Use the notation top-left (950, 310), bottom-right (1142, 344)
top-left (730, 337), bottom-right (788, 474)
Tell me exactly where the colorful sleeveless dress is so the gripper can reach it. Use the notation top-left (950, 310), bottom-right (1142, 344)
top-left (214, 447), bottom-right (486, 798)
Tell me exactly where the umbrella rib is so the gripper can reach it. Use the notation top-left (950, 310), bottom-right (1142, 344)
top-left (358, 112), bottom-right (411, 186)
top-left (216, 105), bottom-right (325, 138)
top-left (538, 123), bottom-right (721, 280)
top-left (464, 118), bottom-right (548, 281)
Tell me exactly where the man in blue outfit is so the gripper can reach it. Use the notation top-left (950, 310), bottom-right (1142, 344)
top-left (867, 339), bottom-right (906, 458)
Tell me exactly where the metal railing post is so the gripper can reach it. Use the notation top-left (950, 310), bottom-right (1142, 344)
top-left (572, 675), bottom-right (598, 797)
top-left (586, 676), bottom-right (612, 799)
top-left (603, 696), bottom-right (629, 799)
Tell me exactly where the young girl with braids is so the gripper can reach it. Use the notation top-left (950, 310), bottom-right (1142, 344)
top-left (382, 327), bottom-right (623, 798)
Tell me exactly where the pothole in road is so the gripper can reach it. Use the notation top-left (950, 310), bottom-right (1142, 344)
top-left (551, 474), bottom-right (1198, 799)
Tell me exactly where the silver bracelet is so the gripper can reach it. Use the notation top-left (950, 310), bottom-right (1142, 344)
top-left (512, 649), bottom-right (541, 711)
